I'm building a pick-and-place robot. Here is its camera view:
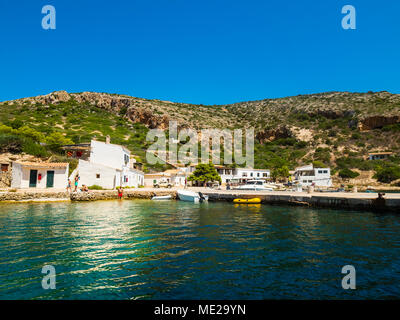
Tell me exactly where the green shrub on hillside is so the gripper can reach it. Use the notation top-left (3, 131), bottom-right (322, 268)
top-left (17, 126), bottom-right (45, 142)
top-left (0, 133), bottom-right (48, 157)
top-left (374, 166), bottom-right (400, 183)
top-left (45, 132), bottom-right (73, 153)
top-left (335, 157), bottom-right (375, 171)
top-left (339, 168), bottom-right (360, 179)
top-left (21, 139), bottom-right (48, 157)
top-left (312, 160), bottom-right (327, 168)
top-left (0, 134), bottom-right (23, 153)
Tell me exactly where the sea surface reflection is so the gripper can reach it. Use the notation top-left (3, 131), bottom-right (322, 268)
top-left (0, 200), bottom-right (399, 299)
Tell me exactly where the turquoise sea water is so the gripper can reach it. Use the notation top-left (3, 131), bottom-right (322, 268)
top-left (0, 200), bottom-right (399, 300)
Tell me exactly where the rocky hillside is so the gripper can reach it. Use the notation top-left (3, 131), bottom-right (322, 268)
top-left (1, 90), bottom-right (400, 185)
top-left (7, 90), bottom-right (400, 131)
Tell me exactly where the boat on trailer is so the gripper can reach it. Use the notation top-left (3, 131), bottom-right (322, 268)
top-left (177, 190), bottom-right (208, 203)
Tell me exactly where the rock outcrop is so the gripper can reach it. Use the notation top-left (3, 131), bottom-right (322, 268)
top-left (358, 115), bottom-right (400, 131)
top-left (256, 125), bottom-right (293, 143)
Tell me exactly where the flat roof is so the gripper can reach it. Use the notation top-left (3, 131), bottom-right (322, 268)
top-left (144, 173), bottom-right (171, 177)
top-left (368, 152), bottom-right (393, 155)
top-left (13, 161), bottom-right (69, 168)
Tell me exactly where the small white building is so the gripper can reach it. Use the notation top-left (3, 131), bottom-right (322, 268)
top-left (368, 152), bottom-right (393, 161)
top-left (294, 164), bottom-right (332, 187)
top-left (186, 165), bottom-right (270, 185)
top-left (11, 161), bottom-right (69, 189)
top-left (144, 169), bottom-right (186, 187)
top-left (236, 168), bottom-right (270, 183)
top-left (64, 137), bottom-right (144, 189)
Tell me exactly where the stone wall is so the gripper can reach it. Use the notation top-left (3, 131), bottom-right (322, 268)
top-left (0, 171), bottom-right (11, 188)
top-left (70, 189), bottom-right (177, 201)
top-left (205, 191), bottom-right (400, 213)
top-left (0, 191), bottom-right (69, 201)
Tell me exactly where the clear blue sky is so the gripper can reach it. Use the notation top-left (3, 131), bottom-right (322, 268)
top-left (1, 0), bottom-right (399, 104)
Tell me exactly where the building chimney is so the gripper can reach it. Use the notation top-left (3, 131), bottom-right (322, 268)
top-left (106, 135), bottom-right (111, 144)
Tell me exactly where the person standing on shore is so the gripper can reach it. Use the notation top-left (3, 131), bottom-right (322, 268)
top-left (66, 179), bottom-right (72, 192)
top-left (118, 187), bottom-right (123, 200)
top-left (74, 175), bottom-right (80, 192)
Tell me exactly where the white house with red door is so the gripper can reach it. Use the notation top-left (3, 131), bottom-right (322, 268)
top-left (11, 161), bottom-right (69, 189)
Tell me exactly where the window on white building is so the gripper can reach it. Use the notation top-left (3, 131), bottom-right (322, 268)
top-left (263, 173), bottom-right (268, 177)
top-left (96, 174), bottom-right (100, 179)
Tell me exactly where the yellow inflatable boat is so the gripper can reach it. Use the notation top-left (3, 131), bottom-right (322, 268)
top-left (233, 198), bottom-right (262, 204)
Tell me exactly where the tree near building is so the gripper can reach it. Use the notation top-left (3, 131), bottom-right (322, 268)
top-left (374, 166), bottom-right (400, 183)
top-left (188, 163), bottom-right (221, 186)
top-left (45, 132), bottom-right (73, 153)
top-left (271, 165), bottom-right (289, 182)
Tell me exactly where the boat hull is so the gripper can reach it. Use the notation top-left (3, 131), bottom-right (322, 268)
top-left (151, 195), bottom-right (172, 200)
top-left (177, 190), bottom-right (208, 203)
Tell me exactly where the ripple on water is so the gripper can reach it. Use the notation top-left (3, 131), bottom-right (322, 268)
top-left (0, 201), bottom-right (399, 299)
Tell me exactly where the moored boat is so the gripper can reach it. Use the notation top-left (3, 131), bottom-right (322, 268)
top-left (233, 198), bottom-right (262, 204)
top-left (177, 190), bottom-right (208, 203)
top-left (151, 195), bottom-right (172, 200)
top-left (234, 180), bottom-right (274, 191)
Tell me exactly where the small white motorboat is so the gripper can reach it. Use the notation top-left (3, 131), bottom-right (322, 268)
top-left (177, 190), bottom-right (208, 203)
top-left (234, 180), bottom-right (274, 191)
top-left (151, 195), bottom-right (172, 200)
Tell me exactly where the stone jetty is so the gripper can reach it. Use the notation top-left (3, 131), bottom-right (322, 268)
top-left (200, 189), bottom-right (400, 213)
top-left (0, 188), bottom-right (399, 213)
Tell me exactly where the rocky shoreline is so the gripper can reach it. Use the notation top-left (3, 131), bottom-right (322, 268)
top-left (70, 189), bottom-right (177, 201)
top-left (0, 189), bottom-right (177, 202)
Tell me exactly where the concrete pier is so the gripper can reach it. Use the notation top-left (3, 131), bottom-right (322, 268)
top-left (0, 187), bottom-right (399, 212)
top-left (199, 189), bottom-right (400, 213)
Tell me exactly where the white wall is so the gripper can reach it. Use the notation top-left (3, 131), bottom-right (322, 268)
top-left (296, 167), bottom-right (332, 187)
top-left (10, 163), bottom-right (22, 188)
top-left (216, 168), bottom-right (270, 183)
top-left (119, 167), bottom-right (144, 188)
top-left (11, 163), bottom-right (69, 189)
top-left (173, 175), bottom-right (186, 186)
top-left (75, 160), bottom-right (118, 189)
top-left (90, 140), bottom-right (130, 170)
top-left (236, 169), bottom-right (270, 180)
